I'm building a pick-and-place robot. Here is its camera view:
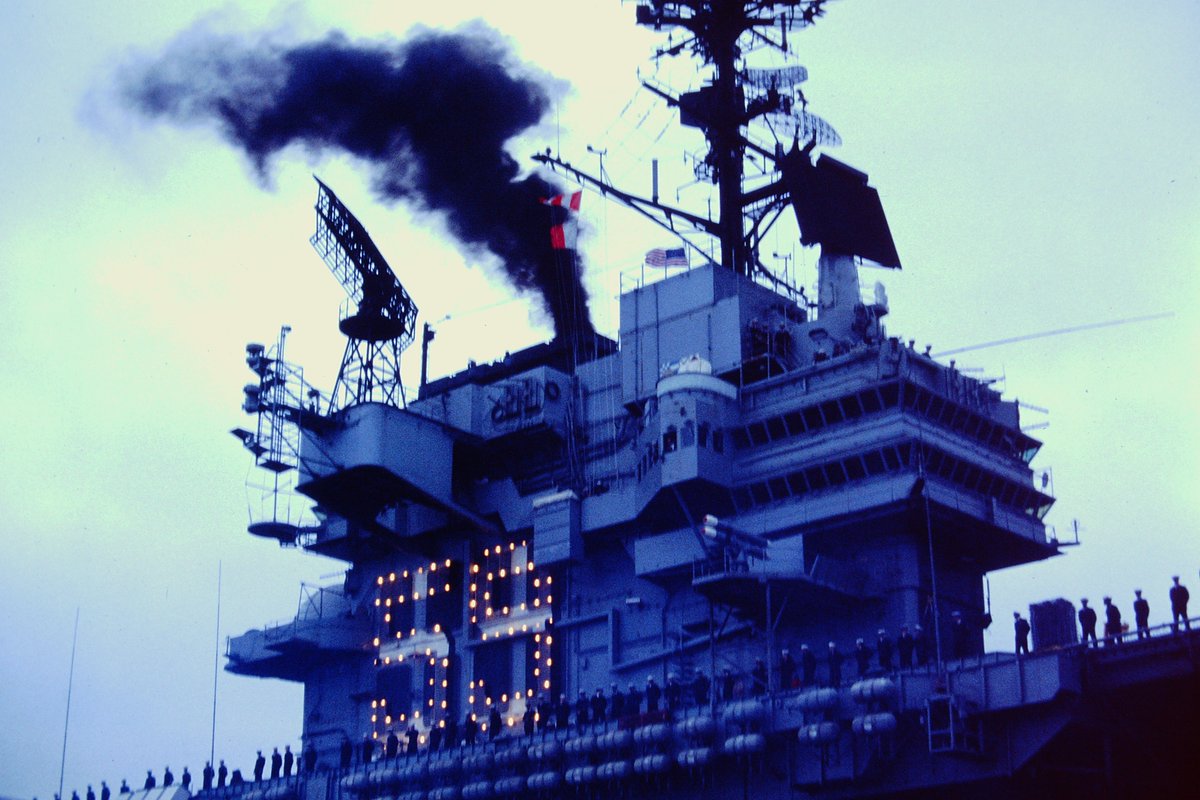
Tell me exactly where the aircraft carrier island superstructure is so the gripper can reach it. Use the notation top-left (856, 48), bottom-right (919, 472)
top-left (220, 3), bottom-right (1199, 798)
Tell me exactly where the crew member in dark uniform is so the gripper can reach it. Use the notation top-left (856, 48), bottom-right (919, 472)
top-left (592, 687), bottom-right (608, 724)
top-left (464, 713), bottom-right (478, 746)
top-left (555, 695), bottom-right (571, 729)
top-left (523, 703), bottom-right (536, 736)
top-left (854, 638), bottom-right (873, 677)
top-left (1013, 612), bottom-right (1031, 655)
top-left (254, 751), bottom-right (266, 782)
top-left (645, 677), bottom-right (662, 712)
top-left (202, 763), bottom-right (214, 791)
top-left (876, 630), bottom-right (894, 671)
top-left (217, 759), bottom-right (228, 788)
top-left (143, 771), bottom-right (155, 791)
top-left (180, 769), bottom-right (191, 791)
top-left (626, 684), bottom-right (642, 715)
top-left (385, 730), bottom-right (399, 759)
top-left (488, 705), bottom-right (502, 740)
top-left (360, 735), bottom-right (374, 765)
top-left (610, 684), bottom-right (625, 718)
top-left (444, 717), bottom-right (458, 748)
top-left (406, 725), bottom-right (419, 754)
top-left (827, 642), bottom-right (843, 688)
top-left (779, 649), bottom-right (797, 690)
top-left (1170, 576), bottom-right (1190, 632)
top-left (751, 659), bottom-right (767, 695)
top-left (574, 691), bottom-right (589, 727)
top-left (897, 627), bottom-right (914, 669)
top-left (1103, 596), bottom-right (1123, 645)
top-left (283, 746), bottom-right (293, 777)
top-left (1133, 590), bottom-right (1151, 639)
top-left (100, 782), bottom-right (110, 800)
top-left (270, 747), bottom-right (282, 779)
top-left (800, 644), bottom-right (816, 686)
top-left (665, 675), bottom-right (682, 710)
top-left (1079, 599), bottom-right (1098, 646)
top-left (429, 724), bottom-right (443, 751)
top-left (720, 669), bottom-right (735, 702)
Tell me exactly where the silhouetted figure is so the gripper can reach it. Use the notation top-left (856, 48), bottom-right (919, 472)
top-left (406, 725), bottom-right (419, 754)
top-left (230, 770), bottom-right (244, 787)
top-left (555, 695), bottom-right (571, 729)
top-left (360, 736), bottom-right (373, 765)
top-left (488, 705), bottom-right (502, 740)
top-left (1103, 597), bottom-right (1123, 645)
top-left (913, 625), bottom-right (929, 666)
top-left (217, 760), bottom-right (228, 789)
top-left (86, 785), bottom-right (95, 800)
top-left (163, 766), bottom-right (173, 787)
top-left (665, 676), bottom-right (682, 710)
top-left (897, 627), bottom-right (914, 669)
top-left (751, 659), bottom-right (768, 696)
top-left (626, 684), bottom-right (642, 716)
top-left (779, 650), bottom-right (797, 690)
top-left (877, 630), bottom-right (894, 671)
top-left (609, 684), bottom-right (625, 718)
top-left (444, 718), bottom-right (458, 748)
top-left (72, 790), bottom-right (80, 800)
top-left (429, 725), bottom-right (443, 751)
top-left (119, 780), bottom-right (131, 795)
top-left (951, 612), bottom-right (969, 660)
top-left (144, 771), bottom-right (156, 791)
top-left (592, 687), bottom-right (608, 723)
top-left (180, 768), bottom-right (191, 791)
top-left (283, 745), bottom-right (293, 777)
top-left (1170, 576), bottom-right (1190, 632)
top-left (692, 671), bottom-right (710, 705)
top-left (575, 691), bottom-right (589, 727)
top-left (827, 642), bottom-right (843, 688)
top-left (100, 782), bottom-right (110, 800)
top-left (523, 703), bottom-right (536, 736)
top-left (854, 639), bottom-right (872, 677)
top-left (270, 747), bottom-right (282, 780)
top-left (385, 730), bottom-right (399, 760)
top-left (1014, 612), bottom-right (1031, 655)
top-left (340, 739), bottom-right (353, 770)
top-left (1133, 590), bottom-right (1151, 640)
top-left (720, 669), bottom-right (735, 701)
top-left (538, 697), bottom-right (553, 733)
top-left (464, 712), bottom-right (478, 746)
top-left (304, 746), bottom-right (317, 774)
top-left (201, 763), bottom-right (214, 791)
top-left (800, 644), bottom-right (817, 686)
top-left (1079, 599), bottom-right (1098, 646)
top-left (254, 750), bottom-right (266, 782)
top-left (645, 677), bottom-right (662, 712)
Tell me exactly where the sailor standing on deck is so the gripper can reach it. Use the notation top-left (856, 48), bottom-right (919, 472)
top-left (1079, 599), bottom-right (1098, 646)
top-left (897, 627), bottom-right (914, 669)
top-left (270, 747), bottom-right (282, 779)
top-left (1013, 612), bottom-right (1031, 655)
top-left (1170, 576), bottom-right (1190, 632)
top-left (827, 642), bottom-right (843, 688)
top-left (1103, 597), bottom-right (1123, 645)
top-left (254, 750), bottom-right (265, 782)
top-left (1133, 590), bottom-right (1151, 640)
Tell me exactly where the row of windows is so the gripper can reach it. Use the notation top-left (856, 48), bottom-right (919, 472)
top-left (731, 380), bottom-right (1037, 465)
top-left (730, 440), bottom-right (1051, 520)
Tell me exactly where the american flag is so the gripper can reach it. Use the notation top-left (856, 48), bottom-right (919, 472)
top-left (645, 247), bottom-right (689, 267)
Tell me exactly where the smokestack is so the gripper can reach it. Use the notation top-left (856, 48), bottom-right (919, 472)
top-left (118, 23), bottom-right (593, 340)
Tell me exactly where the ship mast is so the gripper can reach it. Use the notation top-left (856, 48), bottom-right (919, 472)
top-left (536, 0), bottom-right (832, 278)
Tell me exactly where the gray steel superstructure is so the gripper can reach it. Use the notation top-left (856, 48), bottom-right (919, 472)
top-left (221, 3), bottom-right (1199, 798)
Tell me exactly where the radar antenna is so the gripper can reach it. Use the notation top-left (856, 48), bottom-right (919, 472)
top-left (309, 178), bottom-right (419, 411)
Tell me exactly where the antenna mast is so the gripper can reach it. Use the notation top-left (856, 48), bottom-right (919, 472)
top-left (310, 178), bottom-right (419, 411)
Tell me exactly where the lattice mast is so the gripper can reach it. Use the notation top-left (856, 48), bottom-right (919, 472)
top-left (310, 178), bottom-right (419, 412)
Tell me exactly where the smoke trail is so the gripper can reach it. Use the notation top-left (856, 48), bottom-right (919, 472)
top-left (120, 24), bottom-right (592, 339)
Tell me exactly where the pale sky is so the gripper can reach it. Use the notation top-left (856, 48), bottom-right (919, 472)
top-left (2, 2), bottom-right (1198, 798)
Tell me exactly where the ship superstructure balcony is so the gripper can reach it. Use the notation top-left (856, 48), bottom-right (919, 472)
top-left (226, 584), bottom-right (369, 681)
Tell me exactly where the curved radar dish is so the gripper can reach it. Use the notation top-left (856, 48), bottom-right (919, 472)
top-left (761, 110), bottom-right (842, 148)
top-left (744, 65), bottom-right (809, 91)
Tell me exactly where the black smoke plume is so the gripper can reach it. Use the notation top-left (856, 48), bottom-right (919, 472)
top-left (120, 24), bottom-right (592, 340)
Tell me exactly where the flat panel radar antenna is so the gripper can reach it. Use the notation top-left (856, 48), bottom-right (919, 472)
top-left (309, 178), bottom-right (419, 411)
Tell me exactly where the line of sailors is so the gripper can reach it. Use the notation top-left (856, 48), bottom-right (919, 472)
top-left (1075, 576), bottom-right (1191, 647)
